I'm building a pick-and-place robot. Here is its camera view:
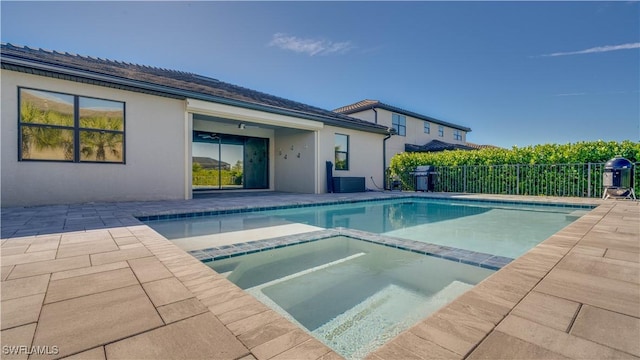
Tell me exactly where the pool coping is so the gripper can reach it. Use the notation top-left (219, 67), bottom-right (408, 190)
top-left (148, 195), bottom-right (597, 271)
top-left (190, 228), bottom-right (514, 271)
top-left (1, 192), bottom-right (638, 360)
top-left (136, 195), bottom-right (596, 222)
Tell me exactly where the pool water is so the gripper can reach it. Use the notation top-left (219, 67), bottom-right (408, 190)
top-left (146, 198), bottom-right (588, 258)
top-left (383, 204), bottom-right (583, 258)
top-left (208, 236), bottom-right (495, 359)
top-left (143, 198), bottom-right (590, 358)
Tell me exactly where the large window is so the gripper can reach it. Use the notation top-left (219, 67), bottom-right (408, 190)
top-left (454, 130), bottom-right (463, 141)
top-left (392, 114), bottom-right (406, 136)
top-left (438, 125), bottom-right (444, 137)
top-left (334, 133), bottom-right (349, 170)
top-left (424, 122), bottom-right (430, 134)
top-left (19, 88), bottom-right (125, 163)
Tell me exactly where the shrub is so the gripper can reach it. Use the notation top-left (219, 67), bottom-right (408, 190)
top-left (390, 140), bottom-right (640, 195)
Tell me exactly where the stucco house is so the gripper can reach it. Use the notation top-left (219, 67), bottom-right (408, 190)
top-left (1, 44), bottom-right (392, 207)
top-left (334, 100), bottom-right (473, 166)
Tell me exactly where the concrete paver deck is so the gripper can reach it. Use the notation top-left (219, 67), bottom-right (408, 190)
top-left (370, 197), bottom-right (639, 360)
top-left (1, 192), bottom-right (638, 359)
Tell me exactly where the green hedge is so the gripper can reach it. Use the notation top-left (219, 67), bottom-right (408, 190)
top-left (390, 140), bottom-right (640, 196)
top-left (193, 169), bottom-right (243, 186)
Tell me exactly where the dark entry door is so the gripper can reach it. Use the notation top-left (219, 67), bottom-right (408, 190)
top-left (244, 137), bottom-right (268, 189)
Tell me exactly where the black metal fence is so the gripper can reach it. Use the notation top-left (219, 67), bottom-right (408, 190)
top-left (399, 162), bottom-right (639, 198)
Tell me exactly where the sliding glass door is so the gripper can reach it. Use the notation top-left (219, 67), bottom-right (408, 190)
top-left (192, 131), bottom-right (268, 190)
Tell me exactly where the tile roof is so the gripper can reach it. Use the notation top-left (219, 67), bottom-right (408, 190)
top-left (465, 142), bottom-right (502, 150)
top-left (332, 99), bottom-right (380, 114)
top-left (0, 43), bottom-right (390, 134)
top-left (405, 139), bottom-right (476, 152)
top-left (334, 99), bottom-right (472, 132)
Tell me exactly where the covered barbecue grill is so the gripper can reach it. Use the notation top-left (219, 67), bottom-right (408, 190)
top-left (411, 165), bottom-right (438, 192)
top-left (602, 156), bottom-right (636, 200)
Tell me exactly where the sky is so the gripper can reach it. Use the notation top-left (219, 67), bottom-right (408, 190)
top-left (2, 1), bottom-right (639, 148)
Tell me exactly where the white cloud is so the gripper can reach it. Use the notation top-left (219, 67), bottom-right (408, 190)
top-left (541, 42), bottom-right (640, 57)
top-left (269, 33), bottom-right (352, 56)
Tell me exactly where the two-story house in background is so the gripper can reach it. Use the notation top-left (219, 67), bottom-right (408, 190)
top-left (334, 100), bottom-right (474, 169)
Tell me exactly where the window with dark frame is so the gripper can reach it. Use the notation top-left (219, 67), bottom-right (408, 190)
top-left (334, 133), bottom-right (349, 170)
top-left (453, 130), bottom-right (463, 141)
top-left (392, 113), bottom-right (406, 136)
top-left (19, 88), bottom-right (125, 163)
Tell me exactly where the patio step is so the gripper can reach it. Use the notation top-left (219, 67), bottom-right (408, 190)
top-left (170, 223), bottom-right (324, 251)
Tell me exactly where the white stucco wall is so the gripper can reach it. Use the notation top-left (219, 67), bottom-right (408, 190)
top-left (1, 70), bottom-right (187, 207)
top-left (274, 129), bottom-right (316, 193)
top-left (319, 126), bottom-right (385, 192)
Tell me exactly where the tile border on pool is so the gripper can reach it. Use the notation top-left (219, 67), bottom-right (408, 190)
top-left (136, 195), bottom-right (596, 222)
top-left (187, 227), bottom-right (513, 271)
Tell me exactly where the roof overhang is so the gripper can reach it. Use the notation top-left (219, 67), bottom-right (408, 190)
top-left (2, 53), bottom-right (391, 136)
top-left (337, 101), bottom-right (472, 133)
top-left (187, 98), bottom-right (324, 131)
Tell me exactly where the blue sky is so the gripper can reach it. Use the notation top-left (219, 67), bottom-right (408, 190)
top-left (2, 1), bottom-right (638, 148)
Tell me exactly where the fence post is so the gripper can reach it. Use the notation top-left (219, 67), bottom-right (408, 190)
top-left (587, 163), bottom-right (591, 198)
top-left (516, 164), bottom-right (520, 195)
top-left (463, 166), bottom-right (467, 193)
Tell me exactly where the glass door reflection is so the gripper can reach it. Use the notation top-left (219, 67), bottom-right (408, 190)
top-left (192, 131), bottom-right (267, 190)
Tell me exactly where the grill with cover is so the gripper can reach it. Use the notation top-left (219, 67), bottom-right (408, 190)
top-left (602, 156), bottom-right (636, 200)
top-left (411, 165), bottom-right (438, 192)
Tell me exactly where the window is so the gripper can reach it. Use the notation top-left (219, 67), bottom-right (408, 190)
top-left (438, 125), bottom-right (444, 137)
top-left (392, 114), bottom-right (406, 136)
top-left (453, 130), bottom-right (463, 141)
top-left (19, 88), bottom-right (125, 163)
top-left (334, 134), bottom-right (349, 170)
top-left (423, 122), bottom-right (430, 134)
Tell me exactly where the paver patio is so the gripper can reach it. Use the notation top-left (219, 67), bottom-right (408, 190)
top-left (1, 192), bottom-right (638, 359)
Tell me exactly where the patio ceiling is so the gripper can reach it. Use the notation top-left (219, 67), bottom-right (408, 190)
top-left (188, 98), bottom-right (323, 131)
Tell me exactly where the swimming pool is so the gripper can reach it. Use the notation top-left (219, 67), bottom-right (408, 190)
top-left (142, 197), bottom-right (590, 359)
top-left (208, 235), bottom-right (495, 359)
top-left (144, 197), bottom-right (589, 259)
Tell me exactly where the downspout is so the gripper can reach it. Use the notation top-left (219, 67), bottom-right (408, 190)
top-left (372, 106), bottom-right (389, 190)
top-left (383, 131), bottom-right (392, 190)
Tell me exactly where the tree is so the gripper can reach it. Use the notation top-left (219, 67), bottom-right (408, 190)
top-left (20, 101), bottom-right (74, 160)
top-left (79, 116), bottom-right (123, 161)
